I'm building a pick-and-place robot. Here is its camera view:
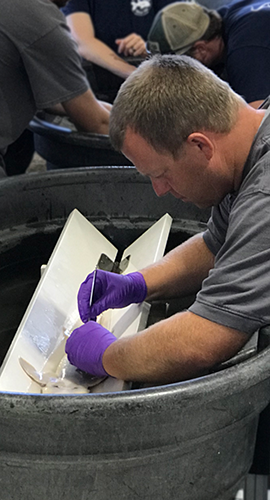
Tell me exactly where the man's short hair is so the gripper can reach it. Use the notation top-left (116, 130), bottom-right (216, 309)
top-left (109, 55), bottom-right (245, 156)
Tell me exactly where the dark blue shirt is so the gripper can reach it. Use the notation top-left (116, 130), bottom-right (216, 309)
top-left (218, 0), bottom-right (270, 102)
top-left (62, 0), bottom-right (173, 52)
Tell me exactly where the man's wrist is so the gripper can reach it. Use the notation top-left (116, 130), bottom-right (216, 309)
top-left (102, 338), bottom-right (121, 379)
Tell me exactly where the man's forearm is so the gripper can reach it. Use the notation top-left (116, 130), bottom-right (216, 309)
top-left (142, 232), bottom-right (215, 302)
top-left (66, 232), bottom-right (248, 385)
top-left (102, 310), bottom-right (249, 384)
top-left (66, 13), bottom-right (136, 80)
top-left (79, 37), bottom-right (136, 79)
top-left (45, 103), bottom-right (66, 116)
top-left (62, 89), bottom-right (110, 134)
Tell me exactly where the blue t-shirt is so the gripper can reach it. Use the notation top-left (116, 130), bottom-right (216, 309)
top-left (62, 0), bottom-right (173, 52)
top-left (218, 0), bottom-right (270, 102)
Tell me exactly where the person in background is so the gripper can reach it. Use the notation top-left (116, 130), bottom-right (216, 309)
top-left (61, 0), bottom-right (175, 101)
top-left (64, 55), bottom-right (270, 385)
top-left (0, 0), bottom-right (111, 177)
top-left (147, 0), bottom-right (270, 108)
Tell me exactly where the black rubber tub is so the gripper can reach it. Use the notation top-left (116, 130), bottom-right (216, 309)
top-left (0, 167), bottom-right (270, 500)
top-left (29, 116), bottom-right (133, 169)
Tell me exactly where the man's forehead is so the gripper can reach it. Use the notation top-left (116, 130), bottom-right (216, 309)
top-left (124, 126), bottom-right (188, 158)
top-left (124, 127), bottom-right (145, 145)
top-left (123, 127), bottom-right (165, 155)
top-left (123, 128), bottom-right (160, 161)
top-left (123, 128), bottom-right (182, 177)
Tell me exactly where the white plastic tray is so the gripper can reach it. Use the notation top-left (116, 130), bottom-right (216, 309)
top-left (0, 209), bottom-right (172, 393)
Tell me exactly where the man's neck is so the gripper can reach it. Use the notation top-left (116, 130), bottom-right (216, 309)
top-left (210, 36), bottom-right (225, 66)
top-left (226, 105), bottom-right (266, 191)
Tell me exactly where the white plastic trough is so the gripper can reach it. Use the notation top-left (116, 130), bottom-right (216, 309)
top-left (0, 209), bottom-right (172, 394)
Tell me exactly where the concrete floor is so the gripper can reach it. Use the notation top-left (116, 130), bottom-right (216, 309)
top-left (26, 152), bottom-right (47, 174)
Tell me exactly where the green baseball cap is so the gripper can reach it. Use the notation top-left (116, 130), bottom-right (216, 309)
top-left (147, 1), bottom-right (210, 55)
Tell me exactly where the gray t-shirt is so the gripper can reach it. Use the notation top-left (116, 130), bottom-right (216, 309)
top-left (0, 0), bottom-right (89, 152)
top-left (190, 110), bottom-right (270, 335)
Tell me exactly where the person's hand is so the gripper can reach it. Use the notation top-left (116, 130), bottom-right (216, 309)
top-left (115, 33), bottom-right (147, 57)
top-left (78, 270), bottom-right (147, 323)
top-left (65, 321), bottom-right (117, 377)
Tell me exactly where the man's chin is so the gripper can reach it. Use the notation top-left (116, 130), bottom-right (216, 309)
top-left (194, 201), bottom-right (213, 209)
top-left (170, 192), bottom-right (213, 209)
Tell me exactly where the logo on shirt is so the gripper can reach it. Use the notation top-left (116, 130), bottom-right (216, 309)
top-left (131, 0), bottom-right (152, 16)
top-left (251, 2), bottom-right (270, 10)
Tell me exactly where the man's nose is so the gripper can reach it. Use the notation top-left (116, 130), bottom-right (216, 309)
top-left (151, 178), bottom-right (171, 197)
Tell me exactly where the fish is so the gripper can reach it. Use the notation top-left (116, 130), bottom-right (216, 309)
top-left (19, 356), bottom-right (106, 394)
top-left (18, 296), bottom-right (108, 394)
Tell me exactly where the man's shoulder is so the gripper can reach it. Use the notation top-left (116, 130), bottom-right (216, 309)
top-left (62, 0), bottom-right (92, 16)
top-left (240, 112), bottom-right (270, 193)
top-left (219, 0), bottom-right (270, 23)
top-left (1, 0), bottom-right (65, 45)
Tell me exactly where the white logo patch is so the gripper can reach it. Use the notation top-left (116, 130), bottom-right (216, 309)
top-left (131, 0), bottom-right (152, 16)
top-left (251, 2), bottom-right (270, 10)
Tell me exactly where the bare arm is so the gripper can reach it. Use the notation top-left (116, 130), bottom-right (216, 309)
top-left (66, 12), bottom-right (136, 79)
top-left (103, 311), bottom-right (250, 384)
top-left (68, 232), bottom-right (249, 383)
top-left (249, 100), bottom-right (264, 109)
top-left (102, 232), bottom-right (250, 384)
top-left (143, 232), bottom-right (215, 301)
top-left (45, 103), bottom-right (67, 116)
top-left (103, 233), bottom-right (249, 383)
top-left (62, 88), bottom-right (110, 134)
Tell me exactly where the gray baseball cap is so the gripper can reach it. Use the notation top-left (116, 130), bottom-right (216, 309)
top-left (147, 2), bottom-right (210, 55)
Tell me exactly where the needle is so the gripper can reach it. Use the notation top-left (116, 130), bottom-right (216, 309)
top-left (88, 266), bottom-right (97, 320)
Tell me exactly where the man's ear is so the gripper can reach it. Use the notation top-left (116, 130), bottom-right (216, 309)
top-left (191, 40), bottom-right (209, 65)
top-left (187, 133), bottom-right (214, 161)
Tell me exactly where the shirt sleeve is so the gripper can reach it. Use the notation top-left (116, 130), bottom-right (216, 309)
top-left (62, 0), bottom-right (91, 16)
top-left (21, 22), bottom-right (89, 108)
top-left (190, 169), bottom-right (270, 334)
top-left (203, 195), bottom-right (232, 256)
top-left (226, 46), bottom-right (270, 103)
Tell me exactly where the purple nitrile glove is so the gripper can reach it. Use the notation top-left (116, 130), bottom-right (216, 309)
top-left (78, 270), bottom-right (147, 323)
top-left (65, 321), bottom-right (117, 378)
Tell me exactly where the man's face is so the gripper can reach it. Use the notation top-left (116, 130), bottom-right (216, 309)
top-left (122, 128), bottom-right (227, 209)
top-left (191, 38), bottom-right (225, 68)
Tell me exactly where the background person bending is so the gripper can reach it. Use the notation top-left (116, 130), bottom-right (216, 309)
top-left (62, 0), bottom-right (174, 102)
top-left (0, 0), bottom-right (111, 177)
top-left (147, 0), bottom-right (270, 108)
top-left (65, 55), bottom-right (270, 384)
